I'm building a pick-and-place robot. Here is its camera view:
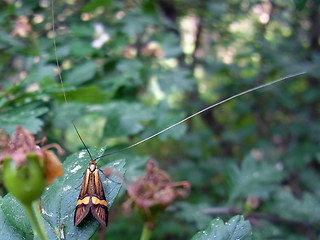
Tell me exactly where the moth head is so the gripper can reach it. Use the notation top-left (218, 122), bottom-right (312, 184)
top-left (89, 160), bottom-right (97, 172)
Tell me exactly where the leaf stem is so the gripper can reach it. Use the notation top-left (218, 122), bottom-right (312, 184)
top-left (140, 223), bottom-right (153, 240)
top-left (23, 201), bottom-right (48, 240)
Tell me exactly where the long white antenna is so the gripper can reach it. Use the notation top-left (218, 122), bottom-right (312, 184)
top-left (51, 0), bottom-right (93, 157)
top-left (94, 72), bottom-right (306, 159)
top-left (51, 0), bottom-right (67, 104)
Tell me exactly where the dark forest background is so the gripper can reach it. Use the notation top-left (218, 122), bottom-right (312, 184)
top-left (0, 0), bottom-right (319, 239)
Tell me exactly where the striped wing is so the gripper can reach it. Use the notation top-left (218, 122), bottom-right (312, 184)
top-left (91, 196), bottom-right (108, 227)
top-left (74, 163), bottom-right (108, 226)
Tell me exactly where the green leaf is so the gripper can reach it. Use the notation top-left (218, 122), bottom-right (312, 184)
top-left (293, 0), bottom-right (307, 10)
top-left (104, 64), bottom-right (144, 92)
top-left (98, 101), bottom-right (154, 137)
top-left (112, 59), bottom-right (144, 87)
top-left (121, 9), bottom-right (156, 37)
top-left (62, 85), bottom-right (112, 104)
top-left (191, 215), bottom-right (252, 240)
top-left (270, 191), bottom-right (320, 223)
top-left (23, 64), bottom-right (55, 85)
top-left (52, 44), bottom-right (71, 59)
top-left (82, 0), bottom-right (112, 12)
top-left (174, 202), bottom-right (211, 230)
top-left (141, 101), bottom-right (186, 141)
top-left (70, 41), bottom-right (96, 58)
top-left (0, 103), bottom-right (48, 136)
top-left (41, 147), bottom-right (125, 239)
top-left (228, 155), bottom-right (284, 203)
top-left (70, 25), bottom-right (94, 37)
top-left (0, 196), bottom-right (31, 239)
top-left (64, 61), bottom-right (98, 86)
top-left (160, 33), bottom-right (183, 58)
top-left (157, 69), bottom-right (194, 94)
top-left (300, 169), bottom-right (320, 199)
top-left (285, 142), bottom-right (319, 169)
top-left (52, 102), bottom-right (86, 129)
top-left (0, 30), bottom-right (24, 49)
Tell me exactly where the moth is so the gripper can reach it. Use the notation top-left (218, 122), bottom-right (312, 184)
top-left (73, 125), bottom-right (109, 227)
top-left (74, 159), bottom-right (108, 226)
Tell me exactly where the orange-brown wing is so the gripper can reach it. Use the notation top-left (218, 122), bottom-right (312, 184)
top-left (74, 198), bottom-right (90, 226)
top-left (74, 168), bottom-right (91, 226)
top-left (78, 167), bottom-right (91, 197)
top-left (91, 167), bottom-right (106, 197)
top-left (91, 195), bottom-right (108, 226)
top-left (90, 168), bottom-right (108, 226)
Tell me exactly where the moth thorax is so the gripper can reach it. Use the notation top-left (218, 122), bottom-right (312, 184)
top-left (89, 163), bottom-right (96, 172)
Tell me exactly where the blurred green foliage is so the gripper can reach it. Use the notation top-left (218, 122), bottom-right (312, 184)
top-left (0, 0), bottom-right (319, 239)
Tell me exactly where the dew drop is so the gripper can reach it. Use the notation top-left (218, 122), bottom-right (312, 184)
top-left (79, 151), bottom-right (86, 158)
top-left (71, 165), bottom-right (82, 173)
top-left (63, 185), bottom-right (71, 191)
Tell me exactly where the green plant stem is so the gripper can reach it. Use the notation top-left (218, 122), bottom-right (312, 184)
top-left (23, 201), bottom-right (48, 240)
top-left (140, 223), bottom-right (153, 240)
top-left (32, 200), bottom-right (47, 239)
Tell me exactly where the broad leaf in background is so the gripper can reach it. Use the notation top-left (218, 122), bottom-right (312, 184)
top-left (115, 59), bottom-right (144, 84)
top-left (269, 190), bottom-right (320, 224)
top-left (160, 33), bottom-right (183, 58)
top-left (99, 101), bottom-right (154, 137)
top-left (23, 63), bottom-right (55, 85)
top-left (300, 168), bottom-right (320, 199)
top-left (157, 69), bottom-right (194, 94)
top-left (70, 24), bottom-right (95, 38)
top-left (52, 102), bottom-right (87, 129)
top-left (228, 155), bottom-right (284, 203)
top-left (0, 102), bottom-right (48, 136)
top-left (0, 30), bottom-right (24, 50)
top-left (121, 9), bottom-right (156, 37)
top-left (64, 61), bottom-right (98, 86)
top-left (191, 215), bottom-right (252, 240)
top-left (174, 202), bottom-right (212, 230)
top-left (141, 101), bottom-right (187, 141)
top-left (62, 85), bottom-right (112, 104)
top-left (82, 0), bottom-right (112, 12)
top-left (70, 40), bottom-right (97, 58)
